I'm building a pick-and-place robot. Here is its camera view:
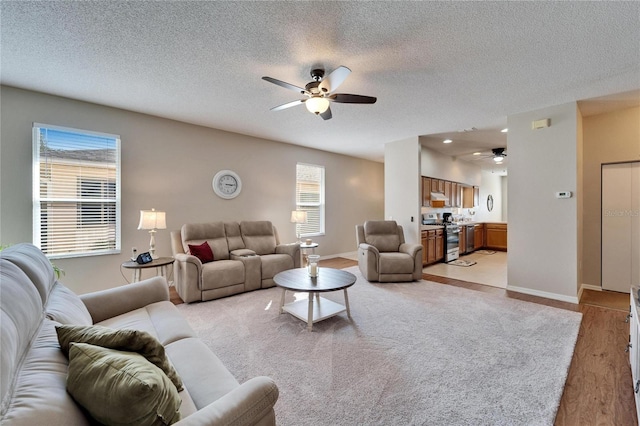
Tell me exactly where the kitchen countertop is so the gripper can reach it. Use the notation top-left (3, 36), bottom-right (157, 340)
top-left (420, 225), bottom-right (445, 230)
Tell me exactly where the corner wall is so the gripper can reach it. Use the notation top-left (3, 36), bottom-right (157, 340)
top-left (385, 137), bottom-right (421, 244)
top-left (507, 102), bottom-right (579, 302)
top-left (0, 86), bottom-right (384, 293)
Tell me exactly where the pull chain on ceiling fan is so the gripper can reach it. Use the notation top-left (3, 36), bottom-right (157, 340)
top-left (262, 66), bottom-right (377, 120)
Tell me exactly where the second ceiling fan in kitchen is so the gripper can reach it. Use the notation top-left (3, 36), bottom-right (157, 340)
top-left (475, 147), bottom-right (507, 163)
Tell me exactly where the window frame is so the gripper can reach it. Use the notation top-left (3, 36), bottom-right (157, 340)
top-left (32, 123), bottom-right (121, 259)
top-left (295, 162), bottom-right (325, 237)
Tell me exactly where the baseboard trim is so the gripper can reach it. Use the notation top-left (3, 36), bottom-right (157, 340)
top-left (578, 284), bottom-right (602, 302)
top-left (320, 251), bottom-right (357, 261)
top-left (581, 284), bottom-right (602, 292)
top-left (506, 285), bottom-right (579, 305)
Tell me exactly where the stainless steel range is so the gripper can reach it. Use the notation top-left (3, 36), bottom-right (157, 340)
top-left (422, 213), bottom-right (460, 262)
top-left (443, 223), bottom-right (460, 262)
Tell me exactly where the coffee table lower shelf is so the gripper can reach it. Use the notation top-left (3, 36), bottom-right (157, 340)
top-left (281, 295), bottom-right (348, 331)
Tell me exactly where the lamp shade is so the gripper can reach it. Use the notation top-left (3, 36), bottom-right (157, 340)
top-left (138, 209), bottom-right (166, 230)
top-left (290, 210), bottom-right (308, 224)
top-left (305, 97), bottom-right (330, 115)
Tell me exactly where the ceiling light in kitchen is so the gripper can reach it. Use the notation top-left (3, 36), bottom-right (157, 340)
top-left (473, 152), bottom-right (482, 156)
top-left (443, 139), bottom-right (452, 144)
top-left (493, 156), bottom-right (504, 162)
top-left (501, 128), bottom-right (508, 133)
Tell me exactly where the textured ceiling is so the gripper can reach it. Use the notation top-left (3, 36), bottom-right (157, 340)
top-left (2, 2), bottom-right (639, 164)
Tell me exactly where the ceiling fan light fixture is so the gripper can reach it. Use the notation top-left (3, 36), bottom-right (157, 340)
top-left (493, 156), bottom-right (504, 162)
top-left (305, 97), bottom-right (330, 115)
top-left (501, 128), bottom-right (508, 133)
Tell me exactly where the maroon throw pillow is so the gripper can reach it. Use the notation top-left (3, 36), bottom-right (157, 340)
top-left (188, 241), bottom-right (214, 263)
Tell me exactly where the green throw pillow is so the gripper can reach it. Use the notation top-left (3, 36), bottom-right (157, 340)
top-left (67, 343), bottom-right (181, 426)
top-left (56, 324), bottom-right (183, 391)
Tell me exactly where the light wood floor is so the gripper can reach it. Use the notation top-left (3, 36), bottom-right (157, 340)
top-left (171, 257), bottom-right (637, 425)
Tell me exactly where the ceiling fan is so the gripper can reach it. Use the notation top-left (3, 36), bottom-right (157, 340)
top-left (474, 147), bottom-right (507, 163)
top-left (262, 66), bottom-right (377, 120)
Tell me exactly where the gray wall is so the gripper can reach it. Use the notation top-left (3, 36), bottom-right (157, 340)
top-left (0, 86), bottom-right (384, 294)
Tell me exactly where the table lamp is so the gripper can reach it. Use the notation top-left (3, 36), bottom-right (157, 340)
top-left (138, 208), bottom-right (166, 259)
top-left (290, 210), bottom-right (307, 243)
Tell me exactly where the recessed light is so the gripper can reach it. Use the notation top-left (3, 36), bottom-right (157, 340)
top-left (501, 128), bottom-right (508, 133)
top-left (473, 152), bottom-right (482, 156)
top-left (443, 139), bottom-right (452, 144)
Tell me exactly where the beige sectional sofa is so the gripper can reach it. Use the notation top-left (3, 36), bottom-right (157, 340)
top-left (0, 243), bottom-right (278, 425)
top-left (171, 221), bottom-right (300, 303)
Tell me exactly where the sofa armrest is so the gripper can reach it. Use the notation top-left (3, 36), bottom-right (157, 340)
top-left (173, 254), bottom-right (204, 304)
top-left (175, 376), bottom-right (278, 426)
top-left (357, 243), bottom-right (380, 281)
top-left (399, 243), bottom-right (423, 280)
top-left (399, 243), bottom-right (422, 259)
top-left (80, 276), bottom-right (169, 324)
top-left (276, 243), bottom-right (301, 268)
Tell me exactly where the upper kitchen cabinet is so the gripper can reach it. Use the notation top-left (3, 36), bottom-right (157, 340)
top-left (422, 176), bottom-right (465, 208)
top-left (462, 185), bottom-right (480, 208)
top-left (431, 178), bottom-right (445, 193)
top-left (422, 177), bottom-right (432, 207)
top-left (444, 181), bottom-right (452, 207)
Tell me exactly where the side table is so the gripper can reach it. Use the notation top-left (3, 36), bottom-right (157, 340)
top-left (121, 256), bottom-right (174, 283)
top-left (299, 242), bottom-right (319, 267)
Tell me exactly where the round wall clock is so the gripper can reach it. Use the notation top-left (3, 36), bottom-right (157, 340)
top-left (212, 170), bottom-right (242, 199)
top-left (487, 194), bottom-right (494, 212)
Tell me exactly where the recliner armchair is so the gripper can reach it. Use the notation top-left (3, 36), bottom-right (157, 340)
top-left (356, 220), bottom-right (423, 282)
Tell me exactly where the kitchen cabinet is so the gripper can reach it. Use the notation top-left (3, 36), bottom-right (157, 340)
top-left (453, 183), bottom-right (461, 207)
top-left (474, 224), bottom-right (484, 250)
top-left (422, 229), bottom-right (444, 266)
top-left (435, 229), bottom-right (444, 261)
top-left (421, 231), bottom-right (429, 265)
top-left (431, 179), bottom-right (440, 193)
top-left (444, 181), bottom-right (452, 207)
top-left (427, 231), bottom-right (436, 264)
top-left (462, 186), bottom-right (481, 208)
top-left (422, 177), bottom-right (431, 207)
top-left (484, 223), bottom-right (508, 250)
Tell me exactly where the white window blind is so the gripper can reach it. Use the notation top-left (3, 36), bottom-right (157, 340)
top-left (296, 163), bottom-right (325, 236)
top-left (33, 124), bottom-right (121, 258)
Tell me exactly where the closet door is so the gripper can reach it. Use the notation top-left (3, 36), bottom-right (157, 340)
top-left (632, 163), bottom-right (640, 287)
top-left (602, 162), bottom-right (640, 293)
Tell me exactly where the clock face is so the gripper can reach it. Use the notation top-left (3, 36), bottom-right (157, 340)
top-left (212, 170), bottom-right (242, 199)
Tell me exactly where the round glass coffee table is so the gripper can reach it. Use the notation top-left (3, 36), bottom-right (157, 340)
top-left (274, 268), bottom-right (356, 331)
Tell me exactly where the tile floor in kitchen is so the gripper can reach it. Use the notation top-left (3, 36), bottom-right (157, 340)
top-left (423, 250), bottom-right (507, 288)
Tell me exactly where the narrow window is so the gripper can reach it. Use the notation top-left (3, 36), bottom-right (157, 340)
top-left (295, 163), bottom-right (325, 236)
top-left (33, 124), bottom-right (121, 258)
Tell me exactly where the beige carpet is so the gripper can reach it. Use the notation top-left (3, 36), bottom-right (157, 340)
top-left (177, 266), bottom-right (581, 425)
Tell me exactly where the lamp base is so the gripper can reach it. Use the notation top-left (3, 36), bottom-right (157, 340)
top-left (149, 230), bottom-right (158, 259)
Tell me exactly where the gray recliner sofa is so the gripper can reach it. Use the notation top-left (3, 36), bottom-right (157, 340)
top-left (356, 220), bottom-right (423, 282)
top-left (171, 221), bottom-right (300, 303)
top-left (0, 243), bottom-right (278, 425)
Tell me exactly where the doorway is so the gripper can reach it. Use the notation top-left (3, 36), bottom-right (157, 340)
top-left (601, 162), bottom-right (640, 293)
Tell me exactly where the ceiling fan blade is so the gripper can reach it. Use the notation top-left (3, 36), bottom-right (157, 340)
top-left (320, 106), bottom-right (332, 120)
top-left (318, 66), bottom-right (351, 94)
top-left (270, 99), bottom-right (305, 111)
top-left (329, 93), bottom-right (377, 104)
top-left (262, 76), bottom-right (307, 94)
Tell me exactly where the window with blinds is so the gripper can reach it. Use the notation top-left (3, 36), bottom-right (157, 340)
top-left (33, 124), bottom-right (121, 258)
top-left (296, 163), bottom-right (325, 236)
